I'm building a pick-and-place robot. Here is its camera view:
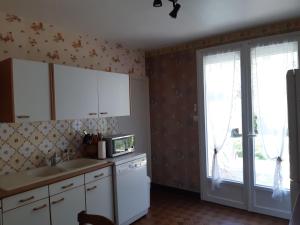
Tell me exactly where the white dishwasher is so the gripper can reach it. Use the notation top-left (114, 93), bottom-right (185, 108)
top-left (111, 153), bottom-right (150, 225)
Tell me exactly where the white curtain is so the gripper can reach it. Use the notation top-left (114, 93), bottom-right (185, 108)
top-left (204, 51), bottom-right (240, 188)
top-left (251, 41), bottom-right (298, 198)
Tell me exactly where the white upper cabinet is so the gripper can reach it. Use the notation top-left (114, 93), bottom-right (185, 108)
top-left (0, 59), bottom-right (51, 122)
top-left (13, 59), bottom-right (51, 122)
top-left (0, 58), bottom-right (131, 122)
top-left (98, 72), bottom-right (130, 117)
top-left (54, 64), bottom-right (99, 120)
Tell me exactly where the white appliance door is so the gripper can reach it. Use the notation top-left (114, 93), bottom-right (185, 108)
top-left (115, 159), bottom-right (148, 225)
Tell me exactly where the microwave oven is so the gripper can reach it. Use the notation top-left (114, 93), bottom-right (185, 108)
top-left (103, 134), bottom-right (135, 158)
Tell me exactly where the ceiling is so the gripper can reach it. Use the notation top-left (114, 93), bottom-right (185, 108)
top-left (0, 0), bottom-right (300, 50)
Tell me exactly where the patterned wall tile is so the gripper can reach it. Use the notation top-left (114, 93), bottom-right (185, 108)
top-left (0, 118), bottom-right (121, 175)
top-left (18, 123), bottom-right (35, 138)
top-left (37, 122), bottom-right (53, 136)
top-left (7, 132), bottom-right (25, 149)
top-left (39, 139), bottom-right (53, 155)
top-left (28, 130), bottom-right (44, 146)
top-left (0, 124), bottom-right (14, 141)
top-left (19, 141), bottom-right (35, 158)
top-left (0, 144), bottom-right (15, 162)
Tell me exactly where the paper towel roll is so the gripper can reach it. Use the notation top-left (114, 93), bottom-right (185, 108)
top-left (98, 141), bottom-right (106, 159)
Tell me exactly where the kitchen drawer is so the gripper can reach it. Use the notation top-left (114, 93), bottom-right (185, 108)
top-left (85, 166), bottom-right (112, 184)
top-left (3, 186), bottom-right (48, 212)
top-left (49, 175), bottom-right (84, 196)
top-left (3, 198), bottom-right (50, 225)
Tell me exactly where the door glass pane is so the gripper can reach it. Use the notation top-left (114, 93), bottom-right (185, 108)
top-left (204, 51), bottom-right (243, 183)
top-left (251, 42), bottom-right (298, 189)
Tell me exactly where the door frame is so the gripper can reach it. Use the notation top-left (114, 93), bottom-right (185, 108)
top-left (197, 31), bottom-right (300, 219)
top-left (197, 42), bottom-right (248, 210)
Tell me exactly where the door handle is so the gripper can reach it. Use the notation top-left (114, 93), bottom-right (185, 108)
top-left (51, 197), bottom-right (65, 205)
top-left (86, 186), bottom-right (97, 192)
top-left (19, 196), bottom-right (34, 203)
top-left (17, 115), bottom-right (30, 119)
top-left (100, 112), bottom-right (108, 115)
top-left (89, 113), bottom-right (97, 116)
top-left (32, 204), bottom-right (47, 211)
top-left (94, 173), bottom-right (104, 178)
top-left (61, 183), bottom-right (74, 189)
top-left (248, 133), bottom-right (256, 137)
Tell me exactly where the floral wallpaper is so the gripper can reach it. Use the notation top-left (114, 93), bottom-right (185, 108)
top-left (0, 11), bottom-right (145, 176)
top-left (0, 12), bottom-right (145, 76)
top-left (147, 50), bottom-right (200, 192)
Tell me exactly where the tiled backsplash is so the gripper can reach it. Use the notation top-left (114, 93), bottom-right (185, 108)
top-left (0, 118), bottom-right (120, 175)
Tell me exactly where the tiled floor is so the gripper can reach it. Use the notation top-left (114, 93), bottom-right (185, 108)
top-left (134, 188), bottom-right (289, 225)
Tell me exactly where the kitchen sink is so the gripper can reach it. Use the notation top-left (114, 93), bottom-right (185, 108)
top-left (57, 158), bottom-right (100, 170)
top-left (26, 166), bottom-right (66, 177)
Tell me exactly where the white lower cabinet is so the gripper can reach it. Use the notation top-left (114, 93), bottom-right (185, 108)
top-left (1, 166), bottom-right (114, 225)
top-left (50, 186), bottom-right (85, 225)
top-left (85, 176), bottom-right (114, 221)
top-left (3, 198), bottom-right (50, 225)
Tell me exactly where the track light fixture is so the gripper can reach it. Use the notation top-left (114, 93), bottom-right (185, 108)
top-left (152, 0), bottom-right (181, 19)
top-left (153, 0), bottom-right (163, 7)
top-left (169, 0), bottom-right (181, 19)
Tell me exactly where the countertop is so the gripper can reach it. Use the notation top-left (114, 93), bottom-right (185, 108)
top-left (0, 160), bottom-right (113, 199)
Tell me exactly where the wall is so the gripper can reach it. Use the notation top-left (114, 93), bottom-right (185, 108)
top-left (146, 50), bottom-right (200, 192)
top-left (146, 18), bottom-right (300, 193)
top-left (0, 12), bottom-right (145, 175)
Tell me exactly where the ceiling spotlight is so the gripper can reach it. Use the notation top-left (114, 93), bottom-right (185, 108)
top-left (169, 0), bottom-right (181, 19)
top-left (153, 0), bottom-right (163, 7)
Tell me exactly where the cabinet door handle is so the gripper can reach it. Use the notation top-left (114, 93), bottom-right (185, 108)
top-left (51, 197), bottom-right (65, 205)
top-left (100, 112), bottom-right (108, 115)
top-left (19, 196), bottom-right (34, 203)
top-left (17, 115), bottom-right (30, 119)
top-left (86, 186), bottom-right (97, 192)
top-left (33, 204), bottom-right (47, 211)
top-left (89, 113), bottom-right (98, 116)
top-left (61, 183), bottom-right (74, 189)
top-left (94, 173), bottom-right (104, 178)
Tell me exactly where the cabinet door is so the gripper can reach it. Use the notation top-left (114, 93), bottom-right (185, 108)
top-left (98, 72), bottom-right (130, 117)
top-left (85, 176), bottom-right (114, 221)
top-left (50, 186), bottom-right (85, 225)
top-left (54, 64), bottom-right (98, 120)
top-left (13, 59), bottom-right (51, 122)
top-left (3, 198), bottom-right (50, 225)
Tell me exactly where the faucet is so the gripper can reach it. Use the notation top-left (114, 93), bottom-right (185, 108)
top-left (49, 152), bottom-right (62, 167)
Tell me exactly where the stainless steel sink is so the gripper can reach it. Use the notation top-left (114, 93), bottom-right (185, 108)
top-left (26, 166), bottom-right (66, 177)
top-left (57, 158), bottom-right (100, 170)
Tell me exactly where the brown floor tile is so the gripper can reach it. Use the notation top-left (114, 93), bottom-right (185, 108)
top-left (133, 188), bottom-right (289, 225)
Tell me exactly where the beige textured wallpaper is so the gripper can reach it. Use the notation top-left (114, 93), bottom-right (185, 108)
top-left (0, 11), bottom-right (146, 175)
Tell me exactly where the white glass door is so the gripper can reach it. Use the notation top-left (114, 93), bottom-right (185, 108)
top-left (198, 38), bottom-right (299, 219)
top-left (198, 49), bottom-right (247, 210)
top-left (248, 41), bottom-right (298, 218)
